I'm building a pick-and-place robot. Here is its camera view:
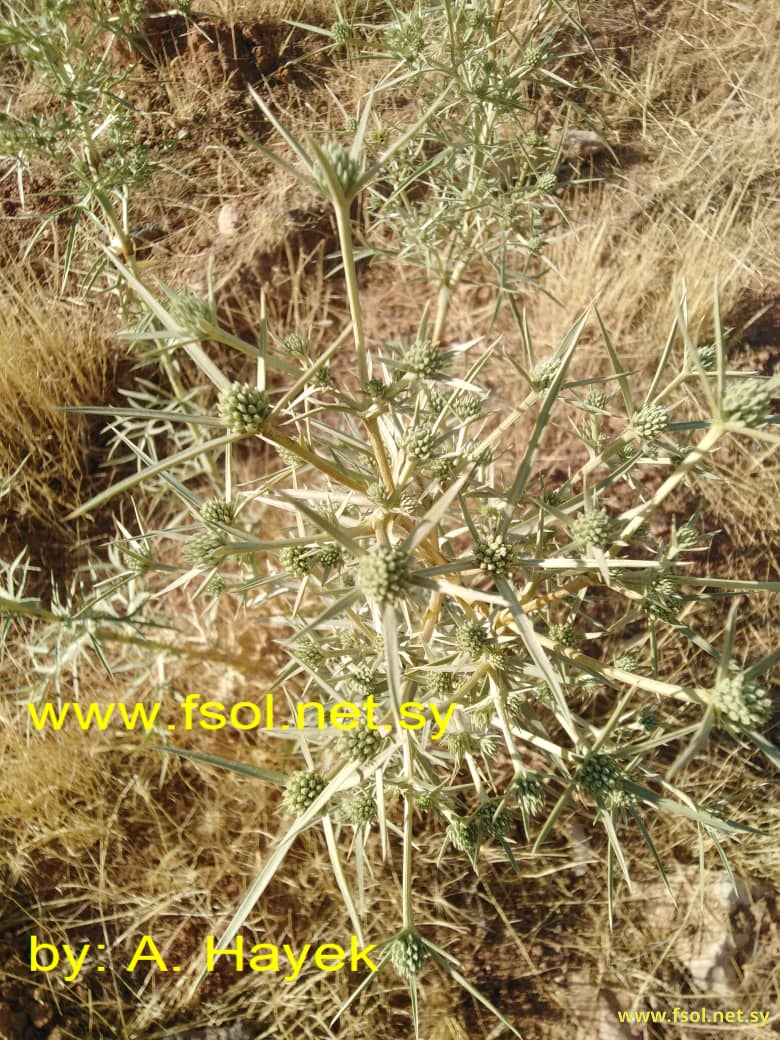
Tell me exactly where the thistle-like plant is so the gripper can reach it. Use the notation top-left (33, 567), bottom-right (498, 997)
top-left (59, 151), bottom-right (779, 1034)
top-left (8, 4), bottom-right (779, 1037)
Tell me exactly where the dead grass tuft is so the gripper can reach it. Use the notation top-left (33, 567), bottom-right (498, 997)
top-left (0, 268), bottom-right (121, 540)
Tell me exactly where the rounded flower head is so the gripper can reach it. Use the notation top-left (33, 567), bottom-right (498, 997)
top-left (341, 788), bottom-right (377, 825)
top-left (631, 403), bottom-right (670, 440)
top-left (365, 480), bottom-right (393, 506)
top-left (613, 651), bottom-right (639, 672)
top-left (570, 509), bottom-right (615, 551)
top-left (219, 383), bottom-right (271, 435)
top-left (348, 664), bottom-right (381, 696)
top-left (283, 333), bottom-right (309, 357)
top-left (170, 292), bottom-right (216, 337)
top-left (280, 545), bottom-right (313, 578)
top-left (330, 19), bottom-right (352, 44)
top-left (477, 800), bottom-right (511, 839)
top-left (336, 724), bottom-right (383, 763)
top-left (549, 623), bottom-right (577, 648)
top-left (586, 389), bottom-right (608, 410)
top-left (722, 378), bottom-right (776, 428)
top-left (530, 357), bottom-right (560, 391)
top-left (424, 671), bottom-right (455, 697)
top-left (456, 619), bottom-right (489, 660)
top-left (203, 574), bottom-right (226, 596)
top-left (363, 377), bottom-right (389, 399)
top-left (317, 544), bottom-right (345, 569)
top-left (404, 340), bottom-right (443, 378)
top-left (578, 753), bottom-right (619, 794)
top-left (696, 344), bottom-right (716, 371)
top-left (446, 817), bottom-right (480, 852)
top-left (714, 672), bottom-right (772, 728)
top-left (644, 574), bottom-right (682, 623)
top-left (295, 637), bottom-right (324, 669)
top-left (318, 144), bottom-right (361, 197)
top-left (390, 933), bottom-right (427, 978)
top-left (283, 770), bottom-right (327, 815)
top-left (519, 45), bottom-right (545, 73)
top-left (475, 534), bottom-right (514, 577)
top-left (201, 499), bottom-right (236, 527)
top-left (431, 456), bottom-right (457, 482)
top-left (453, 393), bottom-right (483, 420)
top-left (673, 523), bottom-right (700, 551)
top-left (357, 547), bottom-right (413, 605)
top-left (184, 532), bottom-right (224, 567)
top-left (534, 171), bottom-right (557, 195)
top-left (512, 776), bottom-right (545, 816)
top-left (402, 425), bottom-right (435, 460)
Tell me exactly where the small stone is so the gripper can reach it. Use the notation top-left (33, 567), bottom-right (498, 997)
top-left (217, 203), bottom-right (240, 237)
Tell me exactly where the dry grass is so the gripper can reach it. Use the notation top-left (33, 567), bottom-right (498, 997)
top-left (1, 0), bottom-right (778, 1037)
top-left (0, 268), bottom-right (118, 535)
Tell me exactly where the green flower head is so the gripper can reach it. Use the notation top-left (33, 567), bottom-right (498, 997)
top-left (475, 534), bottom-right (514, 577)
top-left (390, 933), bottom-right (427, 978)
top-left (219, 383), bottom-right (271, 435)
top-left (631, 403), bottom-right (670, 440)
top-left (336, 724), bottom-right (383, 764)
top-left (357, 547), bottom-right (413, 605)
top-left (714, 672), bottom-right (772, 729)
top-left (570, 509), bottom-right (615, 551)
top-left (283, 770), bottom-right (327, 815)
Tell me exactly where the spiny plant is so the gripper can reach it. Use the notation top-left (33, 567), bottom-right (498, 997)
top-left (55, 215), bottom-right (779, 1037)
top-left (3, 2), bottom-right (779, 1037)
top-left (0, 0), bottom-right (166, 287)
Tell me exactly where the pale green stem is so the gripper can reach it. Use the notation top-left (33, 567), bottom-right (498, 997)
top-left (618, 424), bottom-right (723, 541)
top-left (333, 198), bottom-right (394, 491)
top-left (333, 200), bottom-right (367, 382)
top-left (266, 427), bottom-right (365, 492)
top-left (402, 734), bottom-right (415, 930)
